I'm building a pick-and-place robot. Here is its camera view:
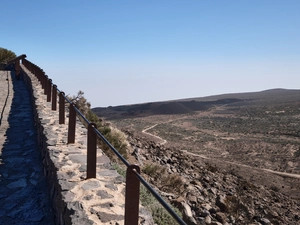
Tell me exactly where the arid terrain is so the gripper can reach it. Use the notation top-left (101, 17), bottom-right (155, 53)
top-left (93, 89), bottom-right (300, 224)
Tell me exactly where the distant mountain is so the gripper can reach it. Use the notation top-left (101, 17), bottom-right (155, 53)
top-left (181, 88), bottom-right (300, 101)
top-left (92, 89), bottom-right (300, 119)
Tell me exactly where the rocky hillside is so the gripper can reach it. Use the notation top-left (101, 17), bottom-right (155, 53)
top-left (92, 89), bottom-right (300, 120)
top-left (93, 88), bottom-right (300, 224)
top-left (124, 130), bottom-right (300, 225)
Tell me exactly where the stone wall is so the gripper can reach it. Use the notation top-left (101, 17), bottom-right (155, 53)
top-left (21, 66), bottom-right (83, 224)
top-left (20, 65), bottom-right (153, 225)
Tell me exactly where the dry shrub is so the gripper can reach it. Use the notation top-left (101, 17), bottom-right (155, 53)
top-left (206, 163), bottom-right (218, 173)
top-left (142, 164), bottom-right (166, 179)
top-left (142, 164), bottom-right (184, 193)
top-left (92, 122), bottom-right (129, 161)
top-left (161, 173), bottom-right (185, 193)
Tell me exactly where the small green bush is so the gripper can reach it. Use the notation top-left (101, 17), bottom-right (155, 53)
top-left (140, 185), bottom-right (182, 225)
top-left (112, 163), bottom-right (183, 225)
top-left (111, 163), bottom-right (126, 178)
top-left (0, 47), bottom-right (16, 63)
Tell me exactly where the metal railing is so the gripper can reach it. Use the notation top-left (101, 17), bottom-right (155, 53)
top-left (21, 58), bottom-right (187, 225)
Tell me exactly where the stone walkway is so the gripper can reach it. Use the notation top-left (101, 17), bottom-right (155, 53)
top-left (0, 71), bottom-right (54, 224)
top-left (22, 65), bottom-right (156, 225)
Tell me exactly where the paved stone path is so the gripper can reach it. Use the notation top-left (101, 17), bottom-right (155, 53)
top-left (0, 71), bottom-right (54, 224)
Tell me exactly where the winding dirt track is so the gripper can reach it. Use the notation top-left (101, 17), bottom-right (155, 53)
top-left (142, 124), bottom-right (167, 145)
top-left (143, 124), bottom-right (300, 179)
top-left (181, 150), bottom-right (300, 179)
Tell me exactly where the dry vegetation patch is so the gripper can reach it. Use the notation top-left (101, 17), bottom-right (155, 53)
top-left (92, 89), bottom-right (300, 224)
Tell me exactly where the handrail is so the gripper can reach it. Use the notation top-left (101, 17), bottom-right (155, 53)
top-left (7, 54), bottom-right (27, 80)
top-left (6, 54), bottom-right (27, 64)
top-left (20, 58), bottom-right (187, 225)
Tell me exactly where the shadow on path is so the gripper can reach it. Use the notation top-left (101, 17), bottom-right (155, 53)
top-left (0, 73), bottom-right (54, 224)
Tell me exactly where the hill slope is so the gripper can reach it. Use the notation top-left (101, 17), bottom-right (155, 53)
top-left (92, 89), bottom-right (300, 119)
top-left (92, 88), bottom-right (300, 224)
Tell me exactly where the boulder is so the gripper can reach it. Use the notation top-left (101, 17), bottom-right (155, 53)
top-left (205, 215), bottom-right (211, 224)
top-left (182, 202), bottom-right (197, 225)
top-left (216, 195), bottom-right (228, 212)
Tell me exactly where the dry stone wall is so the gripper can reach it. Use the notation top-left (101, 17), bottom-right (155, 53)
top-left (20, 65), bottom-right (153, 225)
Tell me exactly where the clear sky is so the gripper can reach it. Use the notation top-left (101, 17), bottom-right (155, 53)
top-left (1, 1), bottom-right (299, 107)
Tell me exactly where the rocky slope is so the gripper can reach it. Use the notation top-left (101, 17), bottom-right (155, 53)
top-left (124, 130), bottom-right (300, 225)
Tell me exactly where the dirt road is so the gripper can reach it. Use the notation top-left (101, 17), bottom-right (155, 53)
top-left (142, 123), bottom-right (300, 179)
top-left (181, 150), bottom-right (300, 179)
top-left (142, 124), bottom-right (167, 145)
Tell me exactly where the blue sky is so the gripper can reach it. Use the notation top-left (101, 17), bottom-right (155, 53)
top-left (1, 1), bottom-right (299, 107)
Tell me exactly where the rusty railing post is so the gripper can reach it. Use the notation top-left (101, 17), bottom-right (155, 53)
top-left (87, 123), bottom-right (97, 179)
top-left (30, 62), bottom-right (33, 73)
top-left (68, 103), bottom-right (76, 144)
top-left (42, 73), bottom-right (46, 91)
top-left (40, 71), bottom-right (44, 87)
top-left (43, 72), bottom-right (47, 90)
top-left (59, 92), bottom-right (65, 124)
top-left (125, 165), bottom-right (140, 225)
top-left (44, 75), bottom-right (48, 95)
top-left (37, 69), bottom-right (42, 82)
top-left (35, 67), bottom-right (39, 80)
top-left (34, 65), bottom-right (37, 75)
top-left (52, 85), bottom-right (57, 111)
top-left (47, 79), bottom-right (52, 102)
top-left (32, 64), bottom-right (36, 75)
top-left (15, 60), bottom-right (20, 80)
